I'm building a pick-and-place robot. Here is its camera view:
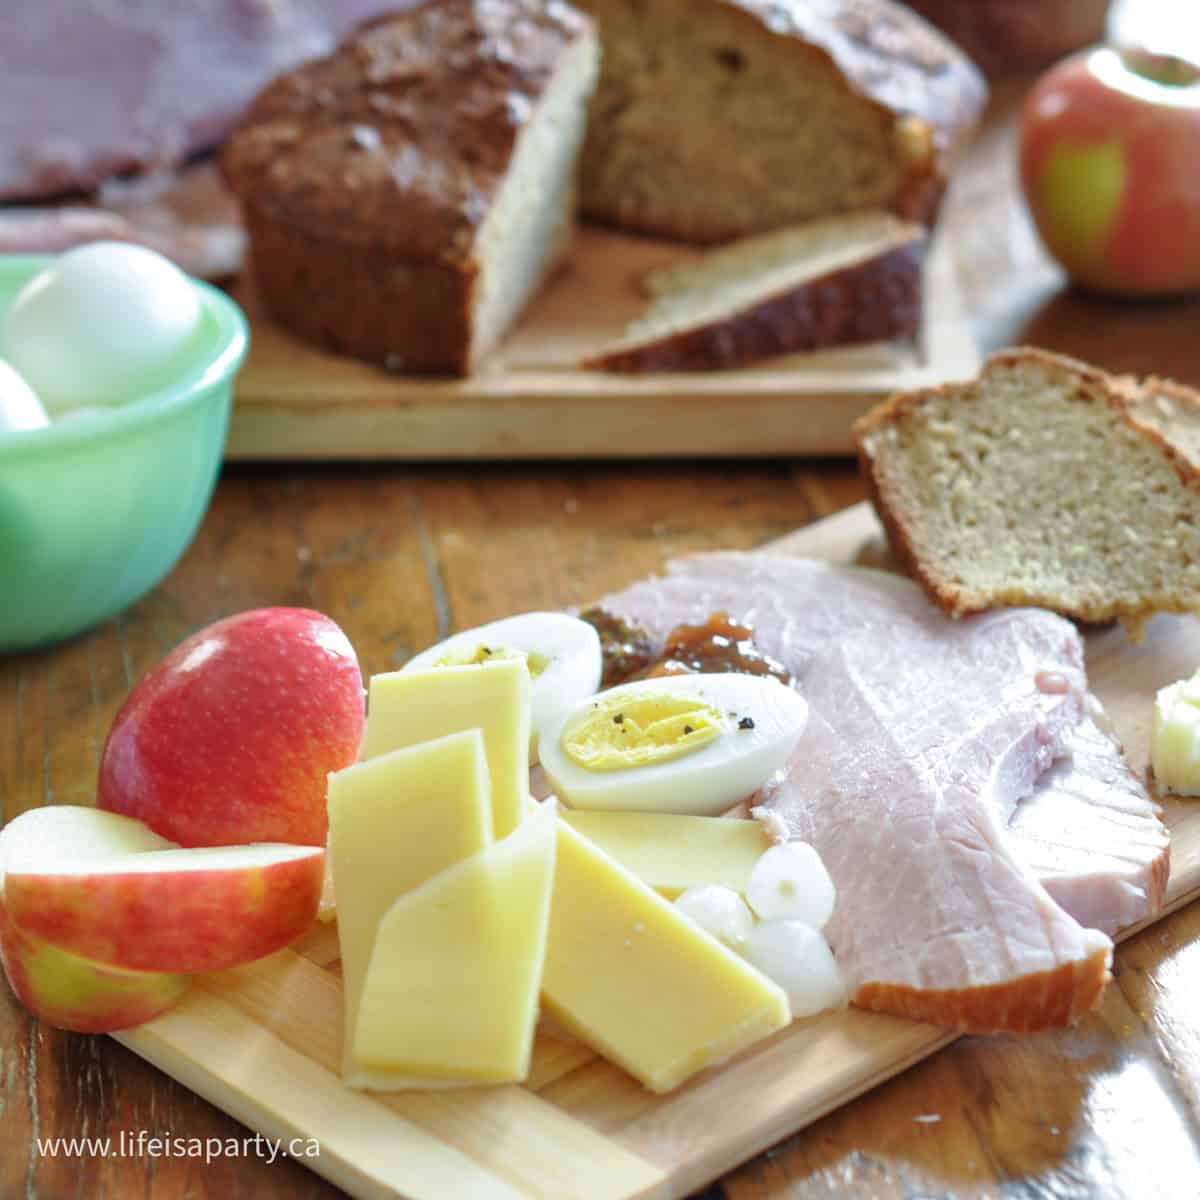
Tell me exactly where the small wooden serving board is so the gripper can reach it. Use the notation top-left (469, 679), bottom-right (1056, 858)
top-left (114, 503), bottom-right (1200, 1200)
top-left (224, 228), bottom-right (979, 461)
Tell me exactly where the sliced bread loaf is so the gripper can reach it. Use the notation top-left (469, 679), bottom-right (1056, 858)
top-left (855, 347), bottom-right (1200, 631)
top-left (574, 0), bottom-right (987, 243)
top-left (584, 212), bottom-right (925, 372)
top-left (221, 0), bottom-right (599, 376)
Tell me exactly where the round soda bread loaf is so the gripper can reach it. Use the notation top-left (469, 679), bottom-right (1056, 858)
top-left (221, 0), bottom-right (599, 376)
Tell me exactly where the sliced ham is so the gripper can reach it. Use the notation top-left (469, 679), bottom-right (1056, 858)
top-left (1008, 714), bottom-right (1170, 937)
top-left (597, 552), bottom-right (1169, 1033)
top-left (0, 1), bottom-right (409, 201)
top-left (0, 194), bottom-right (244, 280)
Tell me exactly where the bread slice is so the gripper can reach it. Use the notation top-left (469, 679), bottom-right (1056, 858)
top-left (573, 0), bottom-right (986, 242)
top-left (583, 212), bottom-right (925, 373)
top-left (221, 1), bottom-right (599, 376)
top-left (854, 347), bottom-right (1200, 631)
top-left (1124, 375), bottom-right (1200, 471)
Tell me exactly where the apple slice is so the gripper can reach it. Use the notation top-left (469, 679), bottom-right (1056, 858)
top-left (0, 894), bottom-right (189, 1033)
top-left (4, 842), bottom-right (323, 974)
top-left (0, 806), bottom-right (189, 1031)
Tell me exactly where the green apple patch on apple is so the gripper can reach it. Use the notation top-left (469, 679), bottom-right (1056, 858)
top-left (1036, 141), bottom-right (1125, 271)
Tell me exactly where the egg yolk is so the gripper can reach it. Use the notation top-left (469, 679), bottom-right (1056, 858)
top-left (434, 643), bottom-right (550, 678)
top-left (561, 692), bottom-right (724, 771)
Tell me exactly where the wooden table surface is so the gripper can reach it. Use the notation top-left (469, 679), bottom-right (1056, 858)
top-left (6, 76), bottom-right (1200, 1200)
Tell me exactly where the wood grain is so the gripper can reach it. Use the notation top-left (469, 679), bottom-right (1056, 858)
top-left (224, 230), bottom-right (979, 461)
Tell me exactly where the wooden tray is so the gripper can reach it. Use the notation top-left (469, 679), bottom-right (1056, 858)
top-left (224, 228), bottom-right (979, 461)
top-left (113, 503), bottom-right (1200, 1200)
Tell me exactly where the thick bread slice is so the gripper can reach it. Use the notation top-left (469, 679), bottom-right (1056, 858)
top-left (584, 213), bottom-right (925, 373)
top-left (1124, 375), bottom-right (1200, 471)
top-left (854, 347), bottom-right (1200, 629)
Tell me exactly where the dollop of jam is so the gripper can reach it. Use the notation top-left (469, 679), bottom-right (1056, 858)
top-left (641, 611), bottom-right (790, 684)
top-left (579, 606), bottom-right (657, 687)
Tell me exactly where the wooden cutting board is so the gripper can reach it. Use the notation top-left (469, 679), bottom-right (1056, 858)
top-left (223, 228), bottom-right (978, 461)
top-left (112, 502), bottom-right (1200, 1199)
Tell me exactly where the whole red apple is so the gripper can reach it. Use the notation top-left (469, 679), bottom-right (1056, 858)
top-left (1020, 46), bottom-right (1200, 295)
top-left (99, 608), bottom-right (365, 847)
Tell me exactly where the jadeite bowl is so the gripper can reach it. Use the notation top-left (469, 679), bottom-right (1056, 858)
top-left (0, 256), bottom-right (249, 653)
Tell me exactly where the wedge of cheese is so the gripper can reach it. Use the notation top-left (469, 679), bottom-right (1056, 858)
top-left (364, 660), bottom-right (530, 838)
top-left (560, 810), bottom-right (770, 898)
top-left (328, 730), bottom-right (493, 1084)
top-left (352, 807), bottom-right (556, 1088)
top-left (542, 819), bottom-right (790, 1093)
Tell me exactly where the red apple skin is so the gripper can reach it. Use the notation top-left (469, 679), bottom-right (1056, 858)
top-left (0, 895), bottom-right (189, 1033)
top-left (1020, 47), bottom-right (1200, 295)
top-left (99, 608), bottom-right (365, 847)
top-left (4, 847), bottom-right (324, 974)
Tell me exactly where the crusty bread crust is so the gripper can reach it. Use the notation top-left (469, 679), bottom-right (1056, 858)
top-left (855, 940), bottom-right (1111, 1034)
top-left (855, 347), bottom-right (1200, 629)
top-left (242, 203), bottom-right (479, 375)
top-left (584, 238), bottom-right (924, 373)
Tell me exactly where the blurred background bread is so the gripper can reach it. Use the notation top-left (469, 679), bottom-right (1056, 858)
top-left (573, 0), bottom-right (986, 242)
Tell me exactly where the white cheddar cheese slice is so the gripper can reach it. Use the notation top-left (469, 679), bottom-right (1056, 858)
top-left (351, 806), bottom-right (556, 1089)
top-left (560, 810), bottom-right (770, 898)
top-left (328, 729), bottom-right (493, 1083)
top-left (541, 819), bottom-right (790, 1094)
top-left (364, 660), bottom-right (531, 839)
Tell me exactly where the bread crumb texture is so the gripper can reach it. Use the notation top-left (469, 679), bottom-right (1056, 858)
top-left (855, 348), bottom-right (1200, 628)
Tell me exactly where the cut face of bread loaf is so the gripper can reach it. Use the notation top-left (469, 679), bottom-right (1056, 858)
top-left (574, 0), bottom-right (987, 243)
top-left (221, 0), bottom-right (599, 376)
top-left (585, 212), bottom-right (925, 372)
top-left (855, 348), bottom-right (1200, 630)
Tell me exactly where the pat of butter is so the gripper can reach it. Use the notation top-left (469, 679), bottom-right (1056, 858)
top-left (560, 810), bottom-right (770, 898)
top-left (364, 660), bottom-right (530, 839)
top-left (541, 819), bottom-right (790, 1094)
top-left (1152, 673), bottom-right (1200, 795)
top-left (328, 730), bottom-right (493, 1085)
top-left (352, 808), bottom-right (556, 1088)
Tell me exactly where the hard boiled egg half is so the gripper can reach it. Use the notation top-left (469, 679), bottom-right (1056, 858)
top-left (538, 673), bottom-right (808, 816)
top-left (402, 612), bottom-right (602, 763)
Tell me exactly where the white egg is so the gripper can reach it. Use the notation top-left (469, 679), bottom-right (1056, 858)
top-left (0, 358), bottom-right (48, 433)
top-left (742, 920), bottom-right (847, 1019)
top-left (674, 885), bottom-right (755, 951)
top-left (746, 842), bottom-right (836, 928)
top-left (403, 612), bottom-right (602, 763)
top-left (538, 673), bottom-right (808, 815)
top-left (2, 241), bottom-right (202, 414)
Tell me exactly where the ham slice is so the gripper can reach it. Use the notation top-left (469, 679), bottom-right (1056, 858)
top-left (1008, 714), bottom-right (1170, 937)
top-left (598, 552), bottom-right (1169, 1033)
top-left (0, 164), bottom-right (244, 280)
top-left (0, 1), bottom-right (409, 201)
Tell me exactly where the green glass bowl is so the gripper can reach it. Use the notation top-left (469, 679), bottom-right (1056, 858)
top-left (0, 256), bottom-right (249, 653)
